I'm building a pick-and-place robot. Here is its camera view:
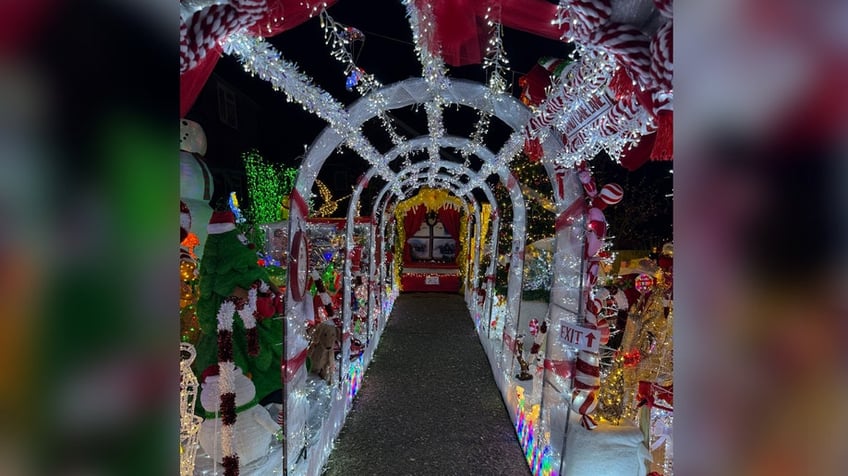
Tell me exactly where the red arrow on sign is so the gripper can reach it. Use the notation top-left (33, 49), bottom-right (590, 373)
top-left (585, 332), bottom-right (596, 349)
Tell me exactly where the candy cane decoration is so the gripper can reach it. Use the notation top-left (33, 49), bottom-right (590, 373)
top-left (557, 0), bottom-right (612, 41)
top-left (570, 167), bottom-right (626, 430)
top-left (215, 299), bottom-right (240, 475)
top-left (180, 0), bottom-right (267, 74)
top-left (551, 0), bottom-right (673, 163)
top-left (599, 93), bottom-right (641, 136)
top-left (649, 17), bottom-right (673, 159)
top-left (588, 23), bottom-right (652, 89)
top-left (529, 318), bottom-right (540, 337)
top-left (570, 0), bottom-right (612, 31)
top-left (650, 20), bottom-right (673, 114)
top-left (586, 297), bottom-right (610, 345)
top-left (572, 348), bottom-right (601, 429)
top-left (653, 0), bottom-right (673, 19)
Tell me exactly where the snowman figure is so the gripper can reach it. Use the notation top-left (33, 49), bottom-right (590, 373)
top-left (198, 365), bottom-right (281, 468)
top-left (180, 118), bottom-right (215, 259)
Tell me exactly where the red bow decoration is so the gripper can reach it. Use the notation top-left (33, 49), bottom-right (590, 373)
top-left (524, 136), bottom-right (544, 162)
top-left (637, 380), bottom-right (674, 411)
top-left (622, 349), bottom-right (642, 367)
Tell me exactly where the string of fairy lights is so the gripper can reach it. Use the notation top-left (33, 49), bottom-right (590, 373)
top-left (463, 2), bottom-right (510, 163)
top-left (318, 8), bottom-right (381, 95)
top-left (401, 0), bottom-right (450, 184)
top-left (317, 8), bottom-right (409, 153)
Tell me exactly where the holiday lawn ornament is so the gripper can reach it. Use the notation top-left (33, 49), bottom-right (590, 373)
top-left (307, 321), bottom-right (340, 384)
top-left (515, 335), bottom-right (533, 381)
top-left (180, 118), bottom-right (207, 156)
top-left (197, 365), bottom-right (281, 472)
top-left (180, 343), bottom-right (203, 476)
top-left (567, 164), bottom-right (624, 430)
top-left (180, 119), bottom-right (215, 258)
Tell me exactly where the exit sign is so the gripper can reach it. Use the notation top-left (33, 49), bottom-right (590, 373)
top-left (559, 320), bottom-right (600, 353)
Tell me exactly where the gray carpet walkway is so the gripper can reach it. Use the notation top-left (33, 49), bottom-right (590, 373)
top-left (323, 293), bottom-right (531, 475)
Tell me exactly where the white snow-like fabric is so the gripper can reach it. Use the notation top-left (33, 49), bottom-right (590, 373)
top-left (237, 287), bottom-right (258, 329)
top-left (201, 369), bottom-right (257, 410)
top-left (564, 417), bottom-right (651, 476)
top-left (216, 300), bottom-right (236, 331)
top-left (198, 406), bottom-right (278, 465)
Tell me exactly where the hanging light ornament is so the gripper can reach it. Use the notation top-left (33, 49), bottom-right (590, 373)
top-left (463, 2), bottom-right (511, 160)
top-left (318, 8), bottom-right (407, 153)
top-left (318, 8), bottom-right (380, 95)
top-left (403, 0), bottom-right (448, 166)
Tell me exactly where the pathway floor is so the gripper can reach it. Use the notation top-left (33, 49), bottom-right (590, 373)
top-left (323, 293), bottom-right (530, 475)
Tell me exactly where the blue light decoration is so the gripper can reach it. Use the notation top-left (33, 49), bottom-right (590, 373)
top-left (260, 252), bottom-right (280, 267)
top-left (228, 191), bottom-right (246, 223)
top-left (341, 26), bottom-right (364, 41)
top-left (346, 353), bottom-right (364, 404)
top-left (345, 68), bottom-right (362, 91)
top-left (322, 249), bottom-right (335, 262)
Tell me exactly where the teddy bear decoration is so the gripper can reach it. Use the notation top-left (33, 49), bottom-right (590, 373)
top-left (307, 321), bottom-right (341, 385)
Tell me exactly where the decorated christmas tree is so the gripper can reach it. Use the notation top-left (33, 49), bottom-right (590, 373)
top-left (192, 210), bottom-right (284, 406)
top-left (492, 154), bottom-right (555, 293)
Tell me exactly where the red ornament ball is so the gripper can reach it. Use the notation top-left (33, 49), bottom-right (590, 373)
top-left (598, 183), bottom-right (624, 206)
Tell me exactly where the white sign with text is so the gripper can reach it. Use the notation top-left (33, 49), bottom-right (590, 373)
top-left (558, 320), bottom-right (600, 353)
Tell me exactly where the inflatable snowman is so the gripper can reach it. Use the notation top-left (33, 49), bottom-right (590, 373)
top-left (180, 118), bottom-right (215, 259)
top-left (197, 365), bottom-right (280, 467)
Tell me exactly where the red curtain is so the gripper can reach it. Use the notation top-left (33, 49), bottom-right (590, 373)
top-left (419, 0), bottom-right (563, 67)
top-left (437, 206), bottom-right (461, 264)
top-left (438, 207), bottom-right (460, 239)
top-left (180, 0), bottom-right (339, 118)
top-left (402, 205), bottom-right (428, 264)
top-left (180, 46), bottom-right (221, 118)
